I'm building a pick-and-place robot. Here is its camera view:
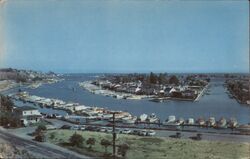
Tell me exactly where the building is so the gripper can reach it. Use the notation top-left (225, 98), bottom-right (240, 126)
top-left (14, 106), bottom-right (42, 126)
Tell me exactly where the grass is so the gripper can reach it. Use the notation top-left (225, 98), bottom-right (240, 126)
top-left (45, 130), bottom-right (250, 159)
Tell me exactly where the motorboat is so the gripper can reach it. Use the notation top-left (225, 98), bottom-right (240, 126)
top-left (146, 113), bottom-right (159, 123)
top-left (207, 117), bottom-right (216, 127)
top-left (187, 118), bottom-right (195, 125)
top-left (216, 117), bottom-right (227, 128)
top-left (196, 117), bottom-right (206, 126)
top-left (139, 114), bottom-right (148, 122)
top-left (122, 116), bottom-right (137, 124)
top-left (228, 117), bottom-right (238, 128)
top-left (163, 115), bottom-right (178, 126)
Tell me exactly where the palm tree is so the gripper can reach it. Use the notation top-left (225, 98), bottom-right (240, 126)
top-left (86, 138), bottom-right (96, 149)
top-left (100, 139), bottom-right (111, 154)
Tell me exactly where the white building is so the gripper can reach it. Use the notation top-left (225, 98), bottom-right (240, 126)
top-left (14, 106), bottom-right (42, 126)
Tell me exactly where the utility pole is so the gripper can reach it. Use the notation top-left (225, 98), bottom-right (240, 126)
top-left (111, 112), bottom-right (118, 159)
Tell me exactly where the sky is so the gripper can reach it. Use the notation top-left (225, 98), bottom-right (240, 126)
top-left (0, 0), bottom-right (249, 73)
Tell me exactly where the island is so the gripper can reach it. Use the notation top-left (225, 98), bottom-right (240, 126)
top-left (79, 73), bottom-right (210, 102)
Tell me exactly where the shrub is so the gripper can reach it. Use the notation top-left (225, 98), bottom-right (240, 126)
top-left (69, 133), bottom-right (84, 147)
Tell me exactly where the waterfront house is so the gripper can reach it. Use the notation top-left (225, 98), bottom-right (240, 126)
top-left (14, 106), bottom-right (42, 126)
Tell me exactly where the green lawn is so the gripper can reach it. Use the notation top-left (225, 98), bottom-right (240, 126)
top-left (45, 130), bottom-right (250, 159)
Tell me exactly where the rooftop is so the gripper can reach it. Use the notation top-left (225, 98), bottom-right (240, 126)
top-left (15, 106), bottom-right (38, 111)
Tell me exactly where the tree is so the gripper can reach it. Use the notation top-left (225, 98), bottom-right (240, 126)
top-left (37, 125), bottom-right (47, 132)
top-left (158, 73), bottom-right (166, 84)
top-left (34, 133), bottom-right (46, 142)
top-left (169, 75), bottom-right (179, 85)
top-left (100, 139), bottom-right (112, 154)
top-left (149, 72), bottom-right (157, 84)
top-left (69, 133), bottom-right (84, 147)
top-left (0, 95), bottom-right (14, 112)
top-left (117, 143), bottom-right (129, 157)
top-left (86, 138), bottom-right (96, 149)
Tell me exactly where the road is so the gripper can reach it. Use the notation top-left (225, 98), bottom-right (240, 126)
top-left (0, 127), bottom-right (91, 159)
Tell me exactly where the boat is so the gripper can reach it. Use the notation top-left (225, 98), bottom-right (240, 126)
top-left (139, 114), bottom-right (148, 122)
top-left (187, 118), bottom-right (195, 125)
top-left (207, 117), bottom-right (216, 127)
top-left (176, 117), bottom-right (185, 125)
top-left (216, 117), bottom-right (227, 128)
top-left (196, 118), bottom-right (206, 126)
top-left (228, 117), bottom-right (238, 128)
top-left (150, 98), bottom-right (163, 103)
top-left (146, 113), bottom-right (159, 123)
top-left (163, 115), bottom-right (178, 126)
top-left (122, 116), bottom-right (137, 124)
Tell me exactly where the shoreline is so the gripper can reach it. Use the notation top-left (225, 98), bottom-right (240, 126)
top-left (79, 81), bottom-right (151, 100)
top-left (79, 80), bottom-right (207, 102)
top-left (0, 80), bottom-right (21, 93)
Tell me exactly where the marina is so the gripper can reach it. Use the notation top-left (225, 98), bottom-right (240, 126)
top-left (2, 74), bottom-right (250, 126)
top-left (6, 89), bottom-right (247, 134)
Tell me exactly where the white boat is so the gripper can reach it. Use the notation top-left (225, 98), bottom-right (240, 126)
top-left (197, 118), bottom-right (206, 126)
top-left (217, 117), bottom-right (227, 128)
top-left (187, 118), bottom-right (195, 125)
top-left (163, 115), bottom-right (178, 125)
top-left (146, 113), bottom-right (159, 123)
top-left (122, 116), bottom-right (137, 124)
top-left (228, 117), bottom-right (238, 128)
top-left (208, 117), bottom-right (216, 127)
top-left (176, 117), bottom-right (185, 125)
top-left (139, 114), bottom-right (148, 122)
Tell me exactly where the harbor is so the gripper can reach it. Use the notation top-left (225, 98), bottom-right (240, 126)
top-left (2, 74), bottom-right (250, 125)
top-left (7, 88), bottom-right (250, 136)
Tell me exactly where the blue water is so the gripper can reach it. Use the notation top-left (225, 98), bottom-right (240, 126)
top-left (3, 74), bottom-right (250, 124)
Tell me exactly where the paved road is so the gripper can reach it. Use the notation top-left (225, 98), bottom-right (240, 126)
top-left (0, 128), bottom-right (91, 159)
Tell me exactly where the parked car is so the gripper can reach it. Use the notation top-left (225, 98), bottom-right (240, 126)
top-left (85, 126), bottom-right (97, 131)
top-left (60, 124), bottom-right (71, 129)
top-left (80, 125), bottom-right (86, 130)
top-left (169, 132), bottom-right (182, 139)
top-left (189, 133), bottom-right (202, 141)
top-left (147, 130), bottom-right (156, 136)
top-left (115, 128), bottom-right (122, 133)
top-left (139, 130), bottom-right (148, 136)
top-left (71, 125), bottom-right (80, 130)
top-left (121, 129), bottom-right (132, 134)
top-left (131, 130), bottom-right (140, 135)
top-left (106, 127), bottom-right (113, 133)
top-left (99, 127), bottom-right (107, 132)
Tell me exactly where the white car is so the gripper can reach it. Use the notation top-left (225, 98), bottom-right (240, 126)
top-left (106, 127), bottom-right (113, 133)
top-left (121, 129), bottom-right (131, 134)
top-left (80, 125), bottom-right (86, 130)
top-left (71, 125), bottom-right (80, 130)
top-left (139, 130), bottom-right (148, 136)
top-left (147, 130), bottom-right (156, 136)
top-left (99, 127), bottom-right (107, 132)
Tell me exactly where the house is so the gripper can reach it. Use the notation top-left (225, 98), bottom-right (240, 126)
top-left (14, 106), bottom-right (42, 126)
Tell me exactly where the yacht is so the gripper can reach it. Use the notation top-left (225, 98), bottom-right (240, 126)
top-left (228, 117), bottom-right (238, 128)
top-left (139, 114), bottom-right (148, 122)
top-left (146, 113), bottom-right (159, 123)
top-left (122, 116), bottom-right (137, 124)
top-left (197, 118), bottom-right (206, 126)
top-left (207, 117), bottom-right (216, 127)
top-left (187, 118), bottom-right (195, 125)
top-left (216, 117), bottom-right (227, 128)
top-left (163, 115), bottom-right (177, 125)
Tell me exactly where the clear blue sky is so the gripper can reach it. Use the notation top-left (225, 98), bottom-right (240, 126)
top-left (0, 0), bottom-right (249, 73)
